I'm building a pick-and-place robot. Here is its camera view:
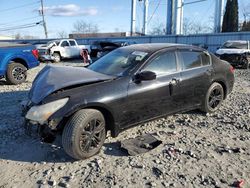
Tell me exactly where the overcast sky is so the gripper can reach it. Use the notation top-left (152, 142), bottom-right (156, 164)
top-left (0, 0), bottom-right (249, 38)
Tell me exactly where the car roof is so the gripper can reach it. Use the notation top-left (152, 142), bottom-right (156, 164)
top-left (120, 43), bottom-right (191, 53)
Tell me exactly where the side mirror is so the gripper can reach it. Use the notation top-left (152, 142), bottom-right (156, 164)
top-left (134, 71), bottom-right (156, 83)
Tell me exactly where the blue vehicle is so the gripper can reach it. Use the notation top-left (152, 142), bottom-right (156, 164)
top-left (0, 42), bottom-right (40, 84)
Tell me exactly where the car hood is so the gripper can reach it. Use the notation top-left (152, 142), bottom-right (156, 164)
top-left (29, 65), bottom-right (115, 104)
top-left (216, 48), bottom-right (250, 55)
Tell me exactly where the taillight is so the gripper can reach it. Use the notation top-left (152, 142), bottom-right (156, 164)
top-left (229, 65), bottom-right (235, 74)
top-left (32, 49), bottom-right (39, 59)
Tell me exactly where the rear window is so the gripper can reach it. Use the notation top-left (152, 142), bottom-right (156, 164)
top-left (179, 50), bottom-right (210, 69)
top-left (179, 51), bottom-right (202, 69)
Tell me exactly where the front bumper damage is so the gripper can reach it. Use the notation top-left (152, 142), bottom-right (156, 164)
top-left (219, 53), bottom-right (248, 67)
top-left (21, 100), bottom-right (60, 143)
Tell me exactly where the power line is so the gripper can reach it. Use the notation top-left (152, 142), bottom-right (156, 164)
top-left (0, 21), bottom-right (43, 32)
top-left (0, 1), bottom-right (40, 13)
top-left (148, 0), bottom-right (162, 24)
top-left (0, 16), bottom-right (40, 26)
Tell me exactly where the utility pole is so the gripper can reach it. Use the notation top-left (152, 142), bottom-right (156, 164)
top-left (142, 0), bottom-right (149, 35)
top-left (214, 0), bottom-right (224, 33)
top-left (166, 0), bottom-right (183, 35)
top-left (130, 0), bottom-right (137, 36)
top-left (166, 0), bottom-right (173, 34)
top-left (40, 0), bottom-right (48, 38)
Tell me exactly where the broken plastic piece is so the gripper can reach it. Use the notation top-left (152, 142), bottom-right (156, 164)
top-left (120, 134), bottom-right (162, 156)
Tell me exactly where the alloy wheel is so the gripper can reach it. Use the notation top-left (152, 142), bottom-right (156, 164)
top-left (79, 119), bottom-right (105, 153)
top-left (208, 88), bottom-right (223, 109)
top-left (12, 66), bottom-right (26, 81)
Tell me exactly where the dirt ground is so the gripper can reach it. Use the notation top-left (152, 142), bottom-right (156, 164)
top-left (0, 62), bottom-right (249, 188)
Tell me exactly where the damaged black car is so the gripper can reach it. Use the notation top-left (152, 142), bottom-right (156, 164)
top-left (23, 43), bottom-right (234, 160)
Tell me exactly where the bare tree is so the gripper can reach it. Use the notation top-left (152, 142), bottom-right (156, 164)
top-left (149, 22), bottom-right (165, 35)
top-left (22, 35), bottom-right (36, 39)
top-left (183, 18), bottom-right (213, 35)
top-left (72, 20), bottom-right (99, 34)
top-left (15, 33), bottom-right (22, 39)
top-left (57, 31), bottom-right (68, 38)
top-left (14, 33), bottom-right (37, 39)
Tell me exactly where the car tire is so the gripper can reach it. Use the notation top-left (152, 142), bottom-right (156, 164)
top-left (62, 109), bottom-right (106, 160)
top-left (6, 62), bottom-right (27, 85)
top-left (201, 82), bottom-right (224, 113)
top-left (52, 53), bottom-right (61, 63)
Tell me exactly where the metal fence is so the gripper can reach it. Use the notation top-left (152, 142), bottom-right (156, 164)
top-left (1, 31), bottom-right (250, 53)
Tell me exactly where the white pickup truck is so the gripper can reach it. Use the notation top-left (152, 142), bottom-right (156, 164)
top-left (42, 39), bottom-right (91, 62)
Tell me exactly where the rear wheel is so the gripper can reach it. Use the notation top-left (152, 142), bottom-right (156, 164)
top-left (62, 109), bottom-right (106, 160)
top-left (6, 62), bottom-right (27, 85)
top-left (201, 82), bottom-right (224, 113)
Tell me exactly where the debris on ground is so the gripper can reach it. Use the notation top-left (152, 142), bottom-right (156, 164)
top-left (120, 134), bottom-right (162, 155)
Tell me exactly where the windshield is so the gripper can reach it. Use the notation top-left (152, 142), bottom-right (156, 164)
top-left (221, 42), bottom-right (248, 49)
top-left (88, 48), bottom-right (148, 76)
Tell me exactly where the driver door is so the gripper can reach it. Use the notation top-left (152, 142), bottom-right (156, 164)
top-left (60, 41), bottom-right (71, 58)
top-left (120, 50), bottom-right (181, 128)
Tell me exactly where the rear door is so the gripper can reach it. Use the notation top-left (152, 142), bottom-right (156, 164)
top-left (177, 49), bottom-right (213, 108)
top-left (120, 49), bottom-right (182, 128)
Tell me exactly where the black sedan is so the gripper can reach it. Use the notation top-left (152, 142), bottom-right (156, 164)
top-left (23, 43), bottom-right (234, 160)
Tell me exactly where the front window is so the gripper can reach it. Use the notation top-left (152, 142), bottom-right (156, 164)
top-left (88, 48), bottom-right (148, 76)
top-left (61, 41), bottom-right (70, 47)
top-left (143, 51), bottom-right (177, 75)
top-left (221, 42), bottom-right (248, 49)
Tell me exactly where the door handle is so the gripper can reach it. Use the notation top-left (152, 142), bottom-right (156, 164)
top-left (169, 78), bottom-right (179, 96)
top-left (170, 78), bottom-right (179, 86)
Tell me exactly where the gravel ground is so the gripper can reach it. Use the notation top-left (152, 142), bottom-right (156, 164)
top-left (0, 62), bottom-right (249, 188)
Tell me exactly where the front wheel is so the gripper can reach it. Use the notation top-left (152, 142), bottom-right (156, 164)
top-left (6, 62), bottom-right (27, 85)
top-left (52, 53), bottom-right (61, 63)
top-left (62, 109), bottom-right (106, 160)
top-left (201, 82), bottom-right (224, 113)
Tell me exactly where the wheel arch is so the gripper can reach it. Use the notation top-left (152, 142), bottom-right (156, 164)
top-left (9, 58), bottom-right (28, 69)
top-left (53, 51), bottom-right (61, 56)
top-left (58, 103), bottom-right (118, 137)
top-left (212, 80), bottom-right (227, 99)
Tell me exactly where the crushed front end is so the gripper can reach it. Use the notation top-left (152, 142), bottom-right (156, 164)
top-left (21, 98), bottom-right (69, 143)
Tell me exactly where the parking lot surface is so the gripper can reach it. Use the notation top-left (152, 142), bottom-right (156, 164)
top-left (0, 62), bottom-right (249, 187)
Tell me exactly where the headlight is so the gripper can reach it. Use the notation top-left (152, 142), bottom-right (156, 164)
top-left (25, 98), bottom-right (69, 124)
